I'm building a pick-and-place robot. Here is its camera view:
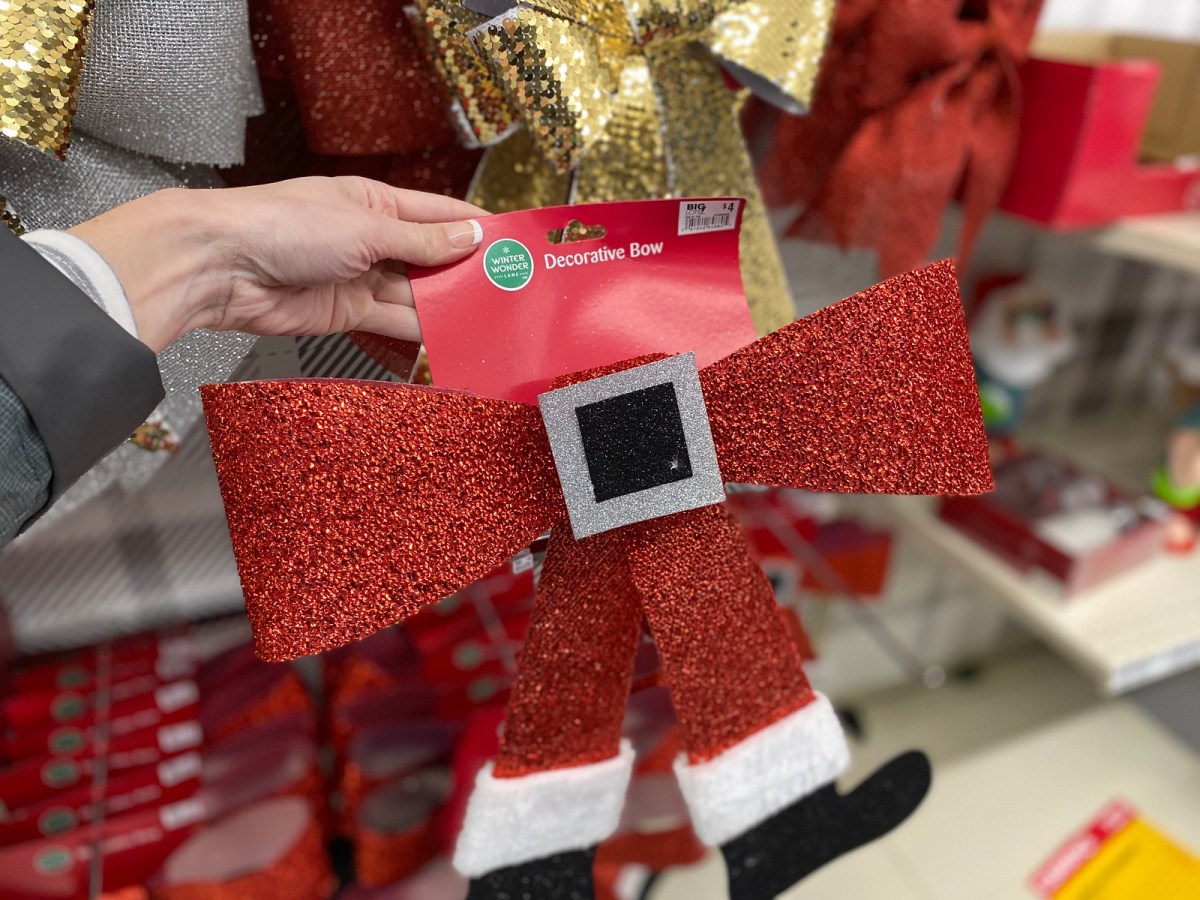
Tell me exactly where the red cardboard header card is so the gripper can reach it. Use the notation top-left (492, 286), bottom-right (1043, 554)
top-left (410, 198), bottom-right (756, 404)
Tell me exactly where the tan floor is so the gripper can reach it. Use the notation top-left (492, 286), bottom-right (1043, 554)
top-left (651, 648), bottom-right (1200, 899)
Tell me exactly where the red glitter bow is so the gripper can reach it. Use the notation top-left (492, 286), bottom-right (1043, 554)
top-left (227, 0), bottom-right (480, 195)
top-left (202, 261), bottom-right (992, 662)
top-left (761, 0), bottom-right (1044, 277)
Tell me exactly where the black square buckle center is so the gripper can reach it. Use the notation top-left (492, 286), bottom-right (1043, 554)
top-left (538, 352), bottom-right (725, 539)
top-left (576, 382), bottom-right (693, 502)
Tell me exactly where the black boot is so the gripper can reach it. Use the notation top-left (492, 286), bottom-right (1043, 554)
top-left (721, 750), bottom-right (932, 900)
top-left (465, 847), bottom-right (597, 900)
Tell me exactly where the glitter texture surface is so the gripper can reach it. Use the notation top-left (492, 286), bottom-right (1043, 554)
top-left (701, 259), bottom-right (994, 495)
top-left (466, 848), bottom-right (596, 899)
top-left (414, 0), bottom-right (517, 147)
top-left (494, 501), bottom-right (815, 775)
top-left (31, 323), bottom-right (256, 528)
top-left (629, 504), bottom-right (813, 763)
top-left (577, 383), bottom-right (693, 501)
top-left (573, 54), bottom-right (669, 203)
top-left (417, 0), bottom-right (835, 334)
top-left (201, 380), bottom-right (565, 661)
top-left (0, 132), bottom-right (253, 525)
top-left (225, 1), bottom-right (480, 196)
top-left (469, 126), bottom-right (572, 212)
top-left (206, 262), bottom-right (991, 663)
top-left (0, 130), bottom-right (222, 229)
top-left (643, 41), bottom-right (794, 335)
top-left (539, 353), bottom-right (725, 539)
top-left (494, 524), bottom-right (642, 776)
top-left (267, 0), bottom-right (454, 156)
top-left (72, 0), bottom-right (261, 165)
top-left (0, 0), bottom-right (93, 158)
top-left (0, 193), bottom-right (23, 234)
top-left (472, 6), bottom-right (614, 173)
top-left (707, 0), bottom-right (834, 114)
top-left (721, 751), bottom-right (931, 896)
top-left (762, 0), bottom-right (1044, 276)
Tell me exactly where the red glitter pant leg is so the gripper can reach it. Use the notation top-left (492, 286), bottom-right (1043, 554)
top-left (493, 525), bottom-right (643, 777)
top-left (628, 504), bottom-right (815, 764)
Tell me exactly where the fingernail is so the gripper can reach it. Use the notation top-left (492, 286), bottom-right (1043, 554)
top-left (447, 219), bottom-right (483, 249)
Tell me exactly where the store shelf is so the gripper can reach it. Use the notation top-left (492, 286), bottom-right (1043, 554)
top-left (881, 495), bottom-right (1200, 695)
top-left (1090, 212), bottom-right (1200, 277)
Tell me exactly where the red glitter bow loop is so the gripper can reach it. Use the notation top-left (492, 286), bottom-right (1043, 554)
top-left (702, 261), bottom-right (991, 493)
top-left (202, 382), bottom-right (565, 659)
top-left (202, 260), bottom-right (991, 662)
top-left (763, 0), bottom-right (1045, 276)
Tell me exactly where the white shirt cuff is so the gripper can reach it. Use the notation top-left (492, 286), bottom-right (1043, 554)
top-left (21, 230), bottom-right (139, 339)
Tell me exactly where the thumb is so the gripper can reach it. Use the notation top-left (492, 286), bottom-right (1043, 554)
top-left (369, 215), bottom-right (484, 267)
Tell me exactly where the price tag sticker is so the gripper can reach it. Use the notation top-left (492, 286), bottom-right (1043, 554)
top-left (678, 199), bottom-right (739, 235)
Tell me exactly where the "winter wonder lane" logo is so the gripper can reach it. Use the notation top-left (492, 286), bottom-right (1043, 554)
top-left (483, 239), bottom-right (534, 291)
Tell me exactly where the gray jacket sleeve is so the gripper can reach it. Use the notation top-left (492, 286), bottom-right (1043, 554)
top-left (0, 374), bottom-right (51, 544)
top-left (0, 229), bottom-right (165, 542)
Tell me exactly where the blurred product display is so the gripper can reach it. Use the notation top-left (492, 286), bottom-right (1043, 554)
top-left (1000, 32), bottom-right (1200, 228)
top-left (941, 450), bottom-right (1165, 597)
top-left (2, 0), bottom-right (1200, 897)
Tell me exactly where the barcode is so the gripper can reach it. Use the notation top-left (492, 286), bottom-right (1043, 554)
top-left (686, 213), bottom-right (730, 230)
top-left (678, 200), bottom-right (740, 235)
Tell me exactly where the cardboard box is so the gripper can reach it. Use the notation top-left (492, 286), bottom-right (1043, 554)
top-left (999, 32), bottom-right (1200, 228)
top-left (1114, 35), bottom-right (1200, 162)
top-left (1033, 33), bottom-right (1200, 162)
top-left (939, 450), bottom-right (1165, 597)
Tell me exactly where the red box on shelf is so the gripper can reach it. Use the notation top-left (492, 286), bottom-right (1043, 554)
top-left (939, 450), bottom-right (1165, 597)
top-left (1000, 34), bottom-right (1200, 229)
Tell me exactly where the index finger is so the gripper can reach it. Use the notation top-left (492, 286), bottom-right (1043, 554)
top-left (354, 179), bottom-right (490, 223)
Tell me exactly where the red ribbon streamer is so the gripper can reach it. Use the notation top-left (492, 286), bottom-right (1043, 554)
top-left (761, 0), bottom-right (1045, 276)
top-left (202, 260), bottom-right (991, 663)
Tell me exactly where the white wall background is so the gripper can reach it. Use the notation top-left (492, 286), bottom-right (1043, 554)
top-left (1040, 0), bottom-right (1200, 38)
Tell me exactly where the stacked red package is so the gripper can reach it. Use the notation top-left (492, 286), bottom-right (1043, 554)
top-left (0, 627), bottom-right (331, 899)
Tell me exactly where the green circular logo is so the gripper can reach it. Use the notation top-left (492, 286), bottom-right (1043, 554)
top-left (38, 807), bottom-right (77, 836)
top-left (48, 727), bottom-right (84, 755)
top-left (56, 666), bottom-right (88, 690)
top-left (34, 846), bottom-right (71, 875)
top-left (42, 759), bottom-right (80, 789)
top-left (453, 642), bottom-right (484, 671)
top-left (51, 693), bottom-right (86, 723)
top-left (468, 677), bottom-right (500, 703)
top-left (483, 239), bottom-right (534, 292)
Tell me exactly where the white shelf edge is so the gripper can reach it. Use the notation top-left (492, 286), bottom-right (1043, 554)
top-left (881, 495), bottom-right (1200, 695)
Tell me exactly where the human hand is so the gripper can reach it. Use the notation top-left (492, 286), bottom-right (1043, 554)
top-left (69, 177), bottom-right (485, 353)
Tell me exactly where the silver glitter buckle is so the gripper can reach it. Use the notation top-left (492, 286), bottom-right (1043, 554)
top-left (538, 353), bottom-right (726, 539)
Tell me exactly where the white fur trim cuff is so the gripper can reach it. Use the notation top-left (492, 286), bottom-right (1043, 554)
top-left (22, 230), bottom-right (138, 338)
top-left (453, 741), bottom-right (635, 877)
top-left (674, 694), bottom-right (849, 846)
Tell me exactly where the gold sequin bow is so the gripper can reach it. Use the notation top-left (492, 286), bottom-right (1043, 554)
top-left (415, 0), bottom-right (834, 334)
top-left (0, 0), bottom-right (93, 158)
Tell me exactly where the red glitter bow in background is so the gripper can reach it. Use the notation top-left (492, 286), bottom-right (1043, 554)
top-left (760, 0), bottom-right (1045, 277)
top-left (225, 0), bottom-right (480, 195)
top-left (223, 0), bottom-right (479, 377)
top-left (201, 260), bottom-right (992, 664)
